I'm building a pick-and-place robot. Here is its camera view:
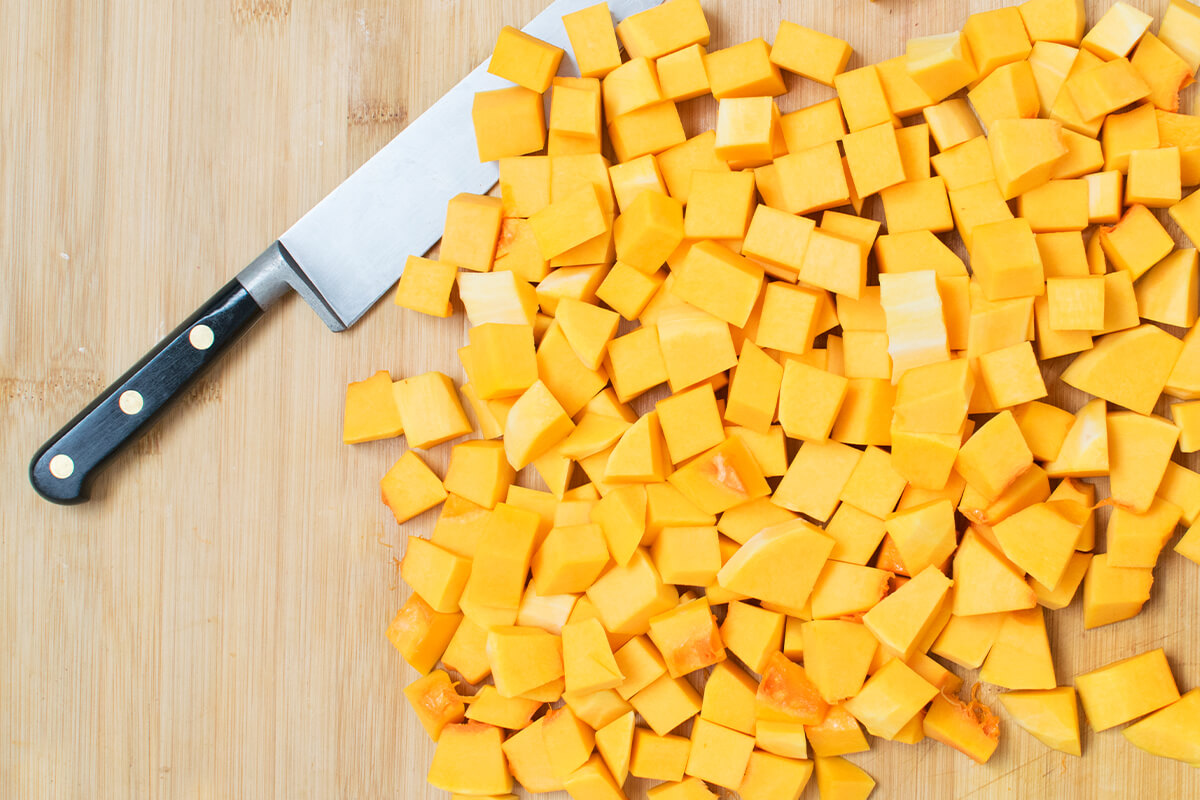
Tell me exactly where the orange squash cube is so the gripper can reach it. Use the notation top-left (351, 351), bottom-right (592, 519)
top-left (380, 451), bottom-right (448, 524)
top-left (344, 370), bottom-right (404, 444)
top-left (472, 88), bottom-right (546, 162)
top-left (532, 523), bottom-right (610, 595)
top-left (656, 43), bottom-right (711, 102)
top-left (529, 184), bottom-right (610, 261)
top-left (609, 101), bottom-right (688, 163)
top-left (489, 26), bottom-right (564, 93)
top-left (843, 658), bottom-right (939, 739)
top-left (842, 122), bottom-right (906, 198)
top-left (905, 32), bottom-right (978, 103)
top-left (1123, 689), bottom-right (1200, 766)
top-left (630, 727), bottom-right (691, 782)
top-left (386, 592), bottom-right (462, 675)
top-left (705, 38), bottom-right (786, 99)
top-left (428, 722), bottom-right (512, 796)
top-left (834, 64), bottom-right (896, 131)
top-left (964, 6), bottom-right (1032, 79)
top-left (616, 0), bottom-right (710, 60)
top-left (802, 620), bottom-right (878, 703)
top-left (771, 20), bottom-right (852, 86)
top-left (714, 97), bottom-right (781, 167)
top-left (718, 519), bottom-right (833, 616)
top-left (1000, 686), bottom-right (1082, 755)
top-left (602, 56), bottom-right (663, 119)
top-left (779, 98), bottom-right (847, 153)
top-left (563, 3), bottom-right (622, 79)
top-left (1076, 648), bottom-right (1180, 731)
top-left (923, 691), bottom-right (1001, 764)
top-left (685, 718), bottom-right (755, 790)
top-left (672, 240), bottom-right (763, 327)
top-left (773, 142), bottom-right (851, 214)
top-left (404, 670), bottom-right (466, 741)
top-left (1066, 57), bottom-right (1151, 121)
top-left (979, 607), bottom-right (1057, 690)
top-left (1081, 2), bottom-right (1152, 60)
top-left (719, 600), bottom-right (785, 675)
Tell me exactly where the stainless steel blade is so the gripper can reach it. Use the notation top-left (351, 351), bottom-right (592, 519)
top-left (276, 0), bottom-right (662, 331)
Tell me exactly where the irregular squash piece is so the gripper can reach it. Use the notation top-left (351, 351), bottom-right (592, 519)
top-left (648, 596), bottom-right (726, 678)
top-left (502, 717), bottom-right (563, 793)
top-left (381, 451), bottom-right (448, 525)
top-left (814, 755), bottom-right (875, 800)
top-left (630, 728), bottom-right (691, 782)
top-left (991, 501), bottom-right (1081, 589)
top-left (594, 711), bottom-right (635, 786)
top-left (844, 658), bottom-right (939, 739)
top-left (344, 371), bottom-right (404, 443)
top-left (863, 565), bottom-right (953, 660)
top-left (404, 670), bottom-right (466, 741)
top-left (1106, 411), bottom-right (1180, 513)
top-left (956, 410), bottom-right (1034, 502)
top-left (1044, 398), bottom-right (1109, 477)
top-left (978, 607), bottom-right (1056, 690)
top-left (802, 620), bottom-right (878, 704)
top-left (1123, 689), bottom-right (1200, 767)
top-left (427, 722), bottom-right (512, 796)
top-left (756, 651), bottom-right (831, 726)
top-left (1082, 551), bottom-right (1154, 629)
top-left (1075, 648), bottom-right (1180, 732)
top-left (736, 749), bottom-right (815, 800)
top-left (669, 436), bottom-right (771, 515)
top-left (923, 688), bottom-right (1001, 764)
top-left (1000, 686), bottom-right (1082, 756)
top-left (717, 519), bottom-right (833, 616)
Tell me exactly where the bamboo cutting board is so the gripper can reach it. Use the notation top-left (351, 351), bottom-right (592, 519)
top-left (2, 0), bottom-right (1198, 797)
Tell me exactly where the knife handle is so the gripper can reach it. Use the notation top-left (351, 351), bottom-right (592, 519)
top-left (29, 278), bottom-right (265, 504)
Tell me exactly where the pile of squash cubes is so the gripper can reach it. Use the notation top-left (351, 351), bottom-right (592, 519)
top-left (343, 0), bottom-right (1200, 796)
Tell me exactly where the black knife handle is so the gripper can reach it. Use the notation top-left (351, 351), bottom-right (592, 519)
top-left (30, 278), bottom-right (265, 504)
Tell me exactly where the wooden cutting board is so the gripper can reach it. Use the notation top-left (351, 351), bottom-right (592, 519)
top-left (3, 0), bottom-right (1198, 797)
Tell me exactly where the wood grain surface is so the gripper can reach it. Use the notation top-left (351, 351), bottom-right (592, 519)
top-left (3, 0), bottom-right (1198, 797)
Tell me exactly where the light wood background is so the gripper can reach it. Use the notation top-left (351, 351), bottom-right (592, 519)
top-left (3, 0), bottom-right (1198, 797)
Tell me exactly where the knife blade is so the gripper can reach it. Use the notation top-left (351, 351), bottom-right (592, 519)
top-left (29, 0), bottom-right (662, 504)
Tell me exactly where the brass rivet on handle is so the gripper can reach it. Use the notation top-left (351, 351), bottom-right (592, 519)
top-left (49, 454), bottom-right (75, 479)
top-left (189, 324), bottom-right (215, 350)
top-left (119, 390), bottom-right (144, 415)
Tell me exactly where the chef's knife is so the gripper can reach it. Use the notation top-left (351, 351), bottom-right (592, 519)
top-left (30, 0), bottom-right (660, 504)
